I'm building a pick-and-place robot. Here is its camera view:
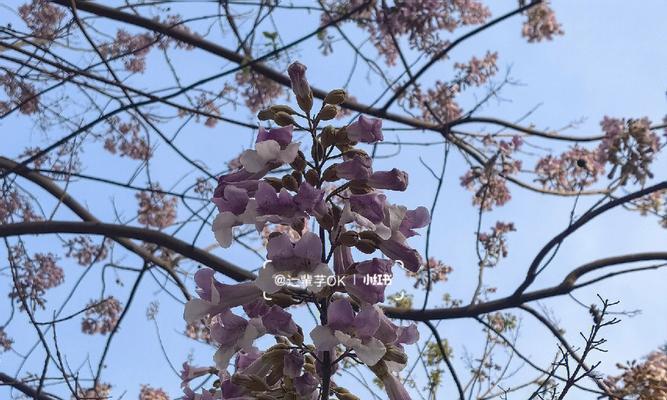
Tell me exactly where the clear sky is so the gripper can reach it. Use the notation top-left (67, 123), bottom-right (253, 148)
top-left (1, 1), bottom-right (666, 399)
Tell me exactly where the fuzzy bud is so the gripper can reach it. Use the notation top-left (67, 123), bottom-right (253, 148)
top-left (304, 169), bottom-right (319, 186)
top-left (288, 62), bottom-right (313, 112)
top-left (317, 104), bottom-right (338, 121)
top-left (291, 170), bottom-right (303, 184)
top-left (274, 111), bottom-right (295, 127)
top-left (324, 89), bottom-right (347, 105)
top-left (291, 218), bottom-right (305, 234)
top-left (339, 231), bottom-right (360, 247)
top-left (282, 174), bottom-right (299, 191)
top-left (322, 165), bottom-right (338, 182)
top-left (320, 125), bottom-right (337, 148)
top-left (384, 344), bottom-right (408, 364)
top-left (257, 109), bottom-right (274, 121)
top-left (311, 140), bottom-right (325, 162)
top-left (264, 177), bottom-right (283, 191)
top-left (355, 239), bottom-right (377, 254)
top-left (358, 230), bottom-right (382, 247)
top-left (270, 105), bottom-right (297, 115)
top-left (289, 151), bottom-right (306, 171)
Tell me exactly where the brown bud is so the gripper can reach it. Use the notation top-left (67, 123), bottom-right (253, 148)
top-left (296, 95), bottom-right (313, 114)
top-left (359, 230), bottom-right (382, 246)
top-left (355, 239), bottom-right (377, 254)
top-left (291, 170), bottom-right (303, 184)
top-left (336, 128), bottom-right (351, 146)
top-left (257, 108), bottom-right (274, 121)
top-left (384, 344), bottom-right (408, 364)
top-left (317, 104), bottom-right (338, 121)
top-left (290, 326), bottom-right (304, 346)
top-left (304, 169), bottom-right (319, 186)
top-left (270, 104), bottom-right (297, 115)
top-left (264, 177), bottom-right (283, 191)
top-left (264, 176), bottom-right (283, 192)
top-left (289, 151), bottom-right (306, 171)
top-left (339, 231), bottom-right (359, 247)
top-left (282, 174), bottom-right (299, 191)
top-left (324, 89), bottom-right (347, 105)
top-left (320, 125), bottom-right (337, 148)
top-left (274, 111), bottom-right (295, 127)
top-left (322, 165), bottom-right (338, 182)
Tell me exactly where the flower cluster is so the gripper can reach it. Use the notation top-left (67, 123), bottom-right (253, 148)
top-left (100, 30), bottom-right (154, 73)
top-left (136, 184), bottom-right (178, 229)
top-left (322, 0), bottom-right (489, 65)
top-left (64, 236), bottom-right (109, 266)
top-left (8, 246), bottom-right (64, 310)
top-left (73, 383), bottom-right (112, 400)
top-left (407, 258), bottom-right (453, 290)
top-left (81, 297), bottom-right (123, 335)
top-left (182, 62), bottom-right (429, 400)
top-left (535, 145), bottom-right (604, 191)
top-left (478, 221), bottom-right (515, 267)
top-left (0, 187), bottom-right (39, 224)
top-left (460, 137), bottom-right (523, 210)
top-left (605, 350), bottom-right (667, 400)
top-left (18, 0), bottom-right (65, 41)
top-left (522, 1), bottom-right (564, 43)
top-left (103, 116), bottom-right (152, 160)
top-left (0, 72), bottom-right (40, 116)
top-left (139, 385), bottom-right (171, 400)
top-left (599, 117), bottom-right (660, 186)
top-left (0, 327), bottom-right (12, 352)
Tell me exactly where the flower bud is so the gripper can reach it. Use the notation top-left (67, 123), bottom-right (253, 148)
top-left (320, 125), bottom-right (337, 148)
top-left (359, 230), bottom-right (382, 247)
top-left (355, 239), bottom-right (377, 254)
top-left (257, 108), bottom-right (274, 121)
top-left (304, 169), bottom-right (319, 186)
top-left (384, 344), bottom-right (408, 364)
top-left (282, 174), bottom-right (299, 191)
top-left (291, 170), bottom-right (303, 184)
top-left (325, 89), bottom-right (347, 105)
top-left (318, 213), bottom-right (334, 230)
top-left (317, 104), bottom-right (338, 121)
top-left (270, 104), bottom-right (297, 115)
top-left (290, 326), bottom-right (304, 346)
top-left (339, 231), bottom-right (359, 247)
top-left (274, 111), bottom-right (295, 127)
top-left (322, 165), bottom-right (338, 182)
top-left (264, 177), bottom-right (283, 191)
top-left (288, 62), bottom-right (313, 112)
top-left (289, 151), bottom-right (306, 171)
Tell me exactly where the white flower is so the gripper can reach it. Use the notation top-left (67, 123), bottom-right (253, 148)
top-left (240, 140), bottom-right (300, 173)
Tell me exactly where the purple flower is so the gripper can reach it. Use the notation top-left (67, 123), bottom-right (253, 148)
top-left (378, 237), bottom-right (422, 272)
top-left (350, 193), bottom-right (386, 224)
top-left (382, 373), bottom-right (412, 400)
top-left (327, 298), bottom-right (355, 330)
top-left (294, 372), bottom-right (319, 397)
top-left (293, 181), bottom-right (325, 215)
top-left (210, 310), bottom-right (263, 370)
top-left (243, 299), bottom-right (270, 318)
top-left (346, 115), bottom-right (383, 143)
top-left (214, 168), bottom-right (265, 198)
top-left (335, 154), bottom-right (373, 181)
top-left (266, 232), bottom-right (322, 271)
top-left (184, 269), bottom-right (262, 323)
top-left (261, 305), bottom-right (298, 336)
top-left (344, 258), bottom-right (393, 304)
top-left (283, 350), bottom-right (305, 378)
top-left (235, 346), bottom-right (262, 371)
top-left (255, 181), bottom-right (301, 219)
top-left (333, 242), bottom-right (354, 275)
top-left (399, 206), bottom-right (430, 238)
top-left (211, 185), bottom-right (249, 215)
top-left (368, 168), bottom-right (409, 191)
top-left (256, 125), bottom-right (293, 147)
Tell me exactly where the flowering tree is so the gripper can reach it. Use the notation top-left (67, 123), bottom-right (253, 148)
top-left (1, 1), bottom-right (666, 399)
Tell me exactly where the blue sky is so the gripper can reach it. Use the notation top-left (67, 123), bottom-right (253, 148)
top-left (1, 1), bottom-right (667, 399)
